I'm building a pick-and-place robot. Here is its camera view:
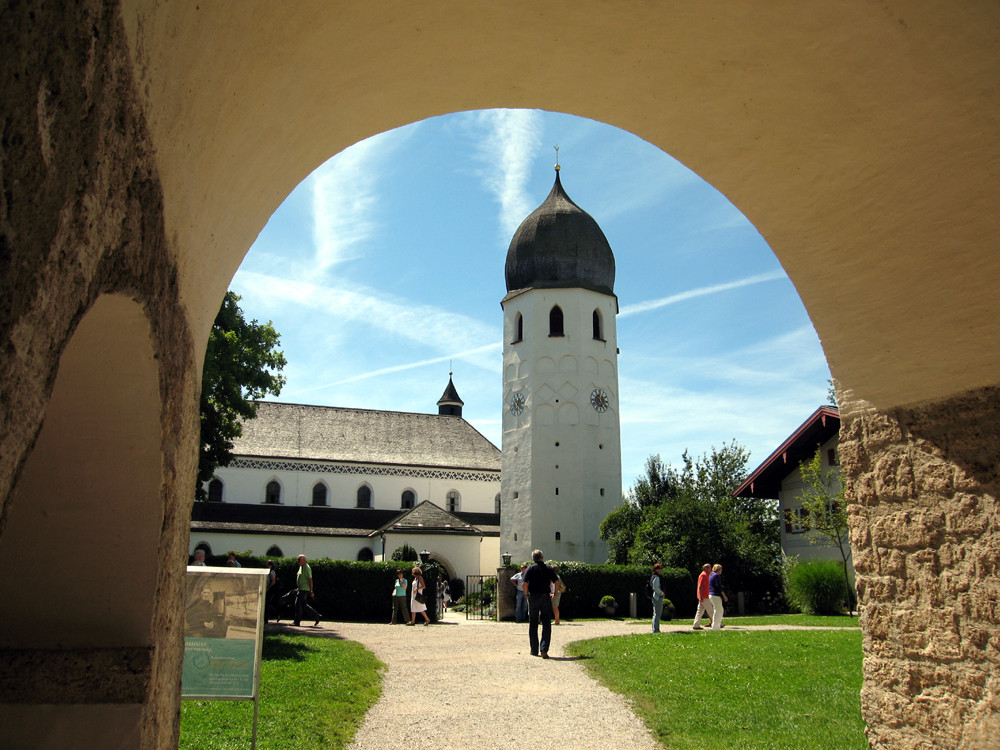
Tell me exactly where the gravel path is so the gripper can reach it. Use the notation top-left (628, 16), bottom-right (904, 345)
top-left (330, 609), bottom-right (663, 750)
top-left (276, 613), bottom-right (858, 750)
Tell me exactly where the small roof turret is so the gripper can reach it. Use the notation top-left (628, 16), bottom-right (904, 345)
top-left (437, 373), bottom-right (464, 417)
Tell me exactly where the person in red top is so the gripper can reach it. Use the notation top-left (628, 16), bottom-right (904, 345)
top-left (692, 563), bottom-right (714, 630)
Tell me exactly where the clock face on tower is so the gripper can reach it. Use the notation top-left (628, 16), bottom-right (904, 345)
top-left (509, 392), bottom-right (526, 416)
top-left (590, 388), bottom-right (610, 412)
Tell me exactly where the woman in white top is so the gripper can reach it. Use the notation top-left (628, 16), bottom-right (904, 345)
top-left (408, 566), bottom-right (431, 626)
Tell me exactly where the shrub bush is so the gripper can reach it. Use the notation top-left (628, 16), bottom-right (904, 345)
top-left (195, 554), bottom-right (439, 623)
top-left (786, 560), bottom-right (848, 615)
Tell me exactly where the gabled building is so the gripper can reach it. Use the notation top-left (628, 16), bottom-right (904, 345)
top-left (734, 405), bottom-right (851, 570)
top-left (190, 377), bottom-right (502, 581)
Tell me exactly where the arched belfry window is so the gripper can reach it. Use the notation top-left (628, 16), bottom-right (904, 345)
top-left (514, 313), bottom-right (523, 343)
top-left (447, 490), bottom-right (460, 513)
top-left (312, 483), bottom-right (328, 506)
top-left (357, 485), bottom-right (372, 509)
top-left (265, 480), bottom-right (281, 504)
top-left (401, 490), bottom-right (415, 509)
top-left (549, 306), bottom-right (564, 337)
top-left (208, 478), bottom-right (223, 503)
top-left (593, 309), bottom-right (603, 340)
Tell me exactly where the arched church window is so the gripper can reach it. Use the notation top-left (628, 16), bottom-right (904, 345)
top-left (312, 482), bottom-right (328, 506)
top-left (266, 545), bottom-right (283, 557)
top-left (514, 313), bottom-right (523, 343)
top-left (208, 478), bottom-right (223, 503)
top-left (194, 542), bottom-right (212, 557)
top-left (447, 490), bottom-right (460, 513)
top-left (549, 306), bottom-right (564, 337)
top-left (593, 309), bottom-right (603, 340)
top-left (357, 485), bottom-right (372, 509)
top-left (357, 548), bottom-right (374, 562)
top-left (495, 493), bottom-right (501, 514)
top-left (265, 480), bottom-right (281, 504)
top-left (401, 490), bottom-right (415, 509)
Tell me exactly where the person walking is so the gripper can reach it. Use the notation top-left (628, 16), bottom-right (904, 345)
top-left (391, 569), bottom-right (409, 624)
top-left (692, 563), bottom-right (714, 630)
top-left (264, 560), bottom-right (279, 622)
top-left (522, 549), bottom-right (558, 658)
top-left (408, 567), bottom-right (431, 626)
top-left (294, 554), bottom-right (321, 627)
top-left (709, 563), bottom-right (729, 630)
top-left (510, 564), bottom-right (528, 622)
top-left (551, 563), bottom-right (565, 625)
top-left (650, 563), bottom-right (665, 633)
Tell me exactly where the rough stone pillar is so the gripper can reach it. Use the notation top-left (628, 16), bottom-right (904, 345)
top-left (840, 387), bottom-right (1000, 749)
top-left (1, 2), bottom-right (196, 748)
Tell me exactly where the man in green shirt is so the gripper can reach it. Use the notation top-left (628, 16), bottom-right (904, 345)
top-left (294, 555), bottom-right (320, 626)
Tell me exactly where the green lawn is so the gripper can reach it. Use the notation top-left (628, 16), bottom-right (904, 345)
top-left (566, 629), bottom-right (865, 750)
top-left (180, 632), bottom-right (383, 750)
top-left (722, 613), bottom-right (860, 628)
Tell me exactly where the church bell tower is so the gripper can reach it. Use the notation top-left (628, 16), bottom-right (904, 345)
top-left (500, 165), bottom-right (622, 564)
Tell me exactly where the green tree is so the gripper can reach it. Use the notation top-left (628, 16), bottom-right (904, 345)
top-left (390, 544), bottom-right (419, 562)
top-left (197, 292), bottom-right (287, 499)
top-left (602, 443), bottom-right (782, 598)
top-left (599, 500), bottom-right (642, 565)
top-left (797, 448), bottom-right (855, 611)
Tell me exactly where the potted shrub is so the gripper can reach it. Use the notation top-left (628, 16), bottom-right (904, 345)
top-left (600, 595), bottom-right (618, 616)
top-left (662, 598), bottom-right (675, 621)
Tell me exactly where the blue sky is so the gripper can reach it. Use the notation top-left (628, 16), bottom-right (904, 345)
top-left (232, 109), bottom-right (831, 490)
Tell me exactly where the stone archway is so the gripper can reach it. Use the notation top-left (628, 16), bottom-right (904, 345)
top-left (2, 3), bottom-right (999, 747)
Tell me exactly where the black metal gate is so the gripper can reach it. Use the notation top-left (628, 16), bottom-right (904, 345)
top-left (465, 575), bottom-right (497, 620)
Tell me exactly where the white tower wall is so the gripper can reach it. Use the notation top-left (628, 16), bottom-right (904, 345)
top-left (500, 287), bottom-right (622, 564)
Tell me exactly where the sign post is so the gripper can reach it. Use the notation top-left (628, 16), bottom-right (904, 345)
top-left (182, 566), bottom-right (268, 748)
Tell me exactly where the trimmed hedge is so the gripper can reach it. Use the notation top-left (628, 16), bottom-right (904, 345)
top-left (507, 562), bottom-right (694, 620)
top-left (197, 554), bottom-right (440, 623)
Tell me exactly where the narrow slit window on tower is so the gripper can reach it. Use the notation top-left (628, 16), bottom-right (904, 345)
top-left (555, 532), bottom-right (561, 541)
top-left (593, 309), bottom-right (603, 340)
top-left (600, 488), bottom-right (605, 496)
top-left (555, 487), bottom-right (559, 495)
top-left (514, 313), bottom-right (523, 343)
top-left (549, 305), bottom-right (564, 336)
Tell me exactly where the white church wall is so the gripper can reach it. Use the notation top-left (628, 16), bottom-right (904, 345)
top-left (189, 531), bottom-right (373, 561)
top-left (381, 532), bottom-right (490, 581)
top-left (207, 460), bottom-right (498, 513)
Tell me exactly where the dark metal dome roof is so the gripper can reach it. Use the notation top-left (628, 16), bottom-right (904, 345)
top-left (504, 170), bottom-right (616, 295)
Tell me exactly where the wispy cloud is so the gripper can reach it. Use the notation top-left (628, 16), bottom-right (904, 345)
top-left (235, 269), bottom-right (499, 366)
top-left (466, 109), bottom-right (544, 238)
top-left (300, 341), bottom-right (501, 392)
top-left (310, 128), bottom-right (413, 273)
top-left (619, 270), bottom-right (787, 318)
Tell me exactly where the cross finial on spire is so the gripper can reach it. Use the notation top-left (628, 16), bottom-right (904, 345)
top-left (554, 145), bottom-right (560, 172)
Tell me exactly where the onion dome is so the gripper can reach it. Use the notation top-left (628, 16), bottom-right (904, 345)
top-left (437, 373), bottom-right (464, 417)
top-left (504, 169), bottom-right (616, 296)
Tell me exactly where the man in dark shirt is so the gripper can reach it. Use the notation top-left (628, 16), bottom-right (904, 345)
top-left (521, 549), bottom-right (558, 658)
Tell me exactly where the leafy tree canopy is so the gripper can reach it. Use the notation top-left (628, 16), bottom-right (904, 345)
top-left (600, 442), bottom-right (782, 595)
top-left (197, 292), bottom-right (287, 499)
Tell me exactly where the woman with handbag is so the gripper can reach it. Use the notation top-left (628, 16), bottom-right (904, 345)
top-left (408, 566), bottom-right (431, 626)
